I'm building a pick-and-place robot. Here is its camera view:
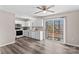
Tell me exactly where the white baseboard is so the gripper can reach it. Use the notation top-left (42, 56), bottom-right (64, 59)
top-left (0, 41), bottom-right (15, 54)
top-left (59, 41), bottom-right (79, 47)
top-left (64, 43), bottom-right (79, 47)
top-left (0, 41), bottom-right (15, 47)
top-left (16, 35), bottom-right (23, 38)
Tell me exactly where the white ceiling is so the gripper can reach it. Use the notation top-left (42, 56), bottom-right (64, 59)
top-left (0, 5), bottom-right (79, 17)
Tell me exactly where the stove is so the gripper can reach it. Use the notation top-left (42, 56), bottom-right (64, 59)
top-left (16, 30), bottom-right (23, 36)
top-left (15, 29), bottom-right (23, 38)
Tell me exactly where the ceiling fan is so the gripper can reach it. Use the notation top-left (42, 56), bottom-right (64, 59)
top-left (34, 5), bottom-right (55, 14)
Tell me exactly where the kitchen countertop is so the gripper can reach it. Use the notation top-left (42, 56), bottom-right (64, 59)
top-left (23, 29), bottom-right (45, 31)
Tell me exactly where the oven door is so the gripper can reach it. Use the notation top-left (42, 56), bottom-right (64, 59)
top-left (16, 30), bottom-right (23, 36)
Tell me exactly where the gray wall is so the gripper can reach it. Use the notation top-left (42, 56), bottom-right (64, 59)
top-left (44, 11), bottom-right (79, 46)
top-left (0, 10), bottom-right (15, 47)
top-left (0, 48), bottom-right (1, 54)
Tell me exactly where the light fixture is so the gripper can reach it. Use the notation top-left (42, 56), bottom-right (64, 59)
top-left (43, 11), bottom-right (47, 13)
top-left (34, 5), bottom-right (55, 14)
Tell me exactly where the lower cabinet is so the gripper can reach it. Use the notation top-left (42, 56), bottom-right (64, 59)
top-left (31, 31), bottom-right (44, 40)
top-left (23, 30), bottom-right (44, 40)
top-left (31, 32), bottom-right (36, 38)
top-left (35, 31), bottom-right (40, 40)
top-left (28, 31), bottom-right (31, 38)
top-left (23, 30), bottom-right (29, 37)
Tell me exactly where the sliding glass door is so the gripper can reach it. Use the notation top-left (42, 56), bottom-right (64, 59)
top-left (46, 17), bottom-right (65, 42)
top-left (46, 20), bottom-right (54, 39)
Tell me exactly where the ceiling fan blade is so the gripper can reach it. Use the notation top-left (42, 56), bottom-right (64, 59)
top-left (36, 7), bottom-right (43, 10)
top-left (47, 10), bottom-right (55, 13)
top-left (34, 11), bottom-right (43, 14)
top-left (47, 5), bottom-right (55, 9)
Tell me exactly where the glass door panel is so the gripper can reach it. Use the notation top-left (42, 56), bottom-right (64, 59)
top-left (54, 18), bottom-right (64, 42)
top-left (46, 20), bottom-right (54, 39)
top-left (46, 18), bottom-right (64, 42)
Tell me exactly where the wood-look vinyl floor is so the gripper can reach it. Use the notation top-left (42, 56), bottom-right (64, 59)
top-left (1, 37), bottom-right (79, 54)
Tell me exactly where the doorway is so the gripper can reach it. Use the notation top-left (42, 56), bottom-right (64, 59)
top-left (46, 17), bottom-right (65, 42)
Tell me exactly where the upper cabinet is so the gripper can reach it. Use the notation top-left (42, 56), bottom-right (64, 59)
top-left (32, 19), bottom-right (44, 27)
top-left (15, 20), bottom-right (30, 27)
top-left (25, 21), bottom-right (31, 27)
top-left (15, 20), bottom-right (25, 27)
top-left (15, 18), bottom-right (44, 27)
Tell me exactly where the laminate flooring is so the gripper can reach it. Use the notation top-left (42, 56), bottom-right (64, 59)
top-left (1, 37), bottom-right (79, 54)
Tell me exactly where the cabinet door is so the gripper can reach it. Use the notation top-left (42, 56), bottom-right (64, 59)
top-left (28, 31), bottom-right (31, 37)
top-left (32, 21), bottom-right (36, 26)
top-left (15, 20), bottom-right (25, 27)
top-left (31, 32), bottom-right (33, 38)
top-left (37, 20), bottom-right (43, 26)
top-left (31, 32), bottom-right (35, 38)
top-left (22, 21), bottom-right (25, 27)
top-left (23, 30), bottom-right (29, 37)
top-left (25, 21), bottom-right (31, 27)
top-left (23, 30), bottom-right (25, 36)
top-left (35, 32), bottom-right (40, 40)
top-left (32, 20), bottom-right (43, 27)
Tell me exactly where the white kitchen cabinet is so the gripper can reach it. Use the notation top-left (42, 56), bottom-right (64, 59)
top-left (25, 21), bottom-right (31, 27)
top-left (40, 31), bottom-right (44, 40)
top-left (31, 32), bottom-right (36, 38)
top-left (28, 31), bottom-right (32, 38)
top-left (23, 30), bottom-right (29, 37)
top-left (32, 20), bottom-right (43, 27)
top-left (28, 31), bottom-right (44, 40)
top-left (15, 20), bottom-right (25, 27)
top-left (23, 30), bottom-right (44, 40)
top-left (15, 20), bottom-right (31, 27)
top-left (35, 31), bottom-right (40, 40)
top-left (21, 21), bottom-right (25, 27)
